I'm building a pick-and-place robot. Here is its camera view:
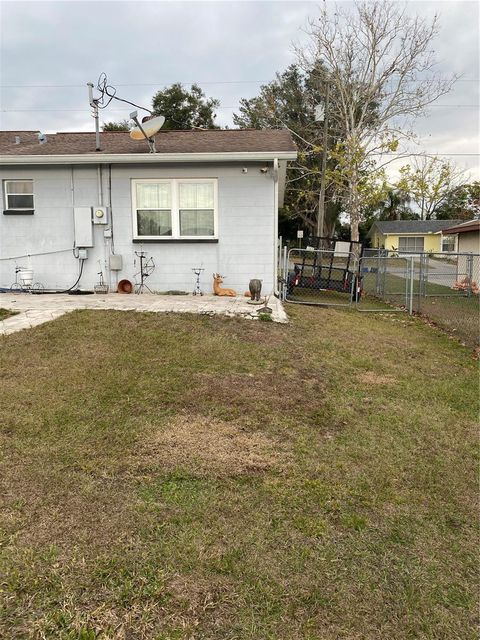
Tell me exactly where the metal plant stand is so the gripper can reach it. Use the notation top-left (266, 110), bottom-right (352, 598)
top-left (134, 251), bottom-right (155, 294)
top-left (192, 267), bottom-right (204, 296)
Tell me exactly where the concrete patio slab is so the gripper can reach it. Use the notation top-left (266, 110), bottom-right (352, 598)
top-left (0, 292), bottom-right (288, 336)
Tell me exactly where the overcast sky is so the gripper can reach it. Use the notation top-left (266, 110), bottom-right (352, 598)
top-left (0, 0), bottom-right (478, 178)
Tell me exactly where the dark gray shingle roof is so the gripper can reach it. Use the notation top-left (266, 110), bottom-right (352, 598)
top-left (371, 220), bottom-right (463, 235)
top-left (0, 129), bottom-right (296, 156)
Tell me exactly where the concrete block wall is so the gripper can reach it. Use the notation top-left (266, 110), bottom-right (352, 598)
top-left (0, 162), bottom-right (276, 294)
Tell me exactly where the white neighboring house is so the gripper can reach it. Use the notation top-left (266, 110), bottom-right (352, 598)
top-left (0, 129), bottom-right (296, 294)
top-left (442, 218), bottom-right (480, 283)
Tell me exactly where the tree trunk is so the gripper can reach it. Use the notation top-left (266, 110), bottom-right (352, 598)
top-left (348, 173), bottom-right (361, 243)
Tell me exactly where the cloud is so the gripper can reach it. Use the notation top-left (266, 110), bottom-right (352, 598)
top-left (0, 0), bottom-right (478, 177)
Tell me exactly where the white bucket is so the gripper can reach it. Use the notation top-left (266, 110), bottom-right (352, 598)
top-left (19, 268), bottom-right (34, 286)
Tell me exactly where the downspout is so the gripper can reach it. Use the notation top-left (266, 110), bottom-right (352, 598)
top-left (97, 164), bottom-right (104, 206)
top-left (97, 164), bottom-right (109, 289)
top-left (273, 158), bottom-right (279, 296)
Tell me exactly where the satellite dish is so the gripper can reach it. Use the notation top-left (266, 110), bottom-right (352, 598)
top-left (130, 115), bottom-right (165, 140)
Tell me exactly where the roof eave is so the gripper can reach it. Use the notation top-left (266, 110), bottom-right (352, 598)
top-left (0, 150), bottom-right (297, 165)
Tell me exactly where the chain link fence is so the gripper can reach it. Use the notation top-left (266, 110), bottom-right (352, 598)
top-left (279, 246), bottom-right (479, 347)
top-left (412, 252), bottom-right (480, 347)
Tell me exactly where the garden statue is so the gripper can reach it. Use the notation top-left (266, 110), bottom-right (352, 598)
top-left (244, 278), bottom-right (262, 301)
top-left (212, 273), bottom-right (237, 297)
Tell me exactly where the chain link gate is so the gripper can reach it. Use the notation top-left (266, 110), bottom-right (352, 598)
top-left (283, 248), bottom-right (358, 306)
top-left (356, 255), bottom-right (412, 312)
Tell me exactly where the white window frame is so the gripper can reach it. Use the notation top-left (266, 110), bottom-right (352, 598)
top-left (3, 179), bottom-right (34, 211)
top-left (441, 234), bottom-right (456, 253)
top-left (132, 178), bottom-right (218, 240)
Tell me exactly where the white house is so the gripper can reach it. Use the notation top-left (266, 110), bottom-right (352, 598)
top-left (0, 129), bottom-right (296, 294)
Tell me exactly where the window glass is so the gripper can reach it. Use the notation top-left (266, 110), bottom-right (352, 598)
top-left (179, 183), bottom-right (214, 209)
top-left (398, 237), bottom-right (424, 252)
top-left (442, 235), bottom-right (455, 252)
top-left (137, 210), bottom-right (172, 236)
top-left (6, 181), bottom-right (33, 194)
top-left (136, 182), bottom-right (170, 209)
top-left (7, 194), bottom-right (34, 209)
top-left (179, 210), bottom-right (214, 236)
top-left (133, 180), bottom-right (216, 238)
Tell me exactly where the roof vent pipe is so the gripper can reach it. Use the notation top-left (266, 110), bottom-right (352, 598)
top-left (37, 133), bottom-right (47, 144)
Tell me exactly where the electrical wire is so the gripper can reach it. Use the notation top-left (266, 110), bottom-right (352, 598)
top-left (94, 72), bottom-right (152, 115)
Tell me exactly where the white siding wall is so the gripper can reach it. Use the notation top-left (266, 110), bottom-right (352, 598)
top-left (0, 162), bottom-right (276, 294)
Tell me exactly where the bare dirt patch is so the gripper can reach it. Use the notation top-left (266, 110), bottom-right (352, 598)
top-left (357, 371), bottom-right (397, 385)
top-left (139, 415), bottom-right (292, 476)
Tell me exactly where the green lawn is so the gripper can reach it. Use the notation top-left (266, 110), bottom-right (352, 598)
top-left (0, 307), bottom-right (478, 639)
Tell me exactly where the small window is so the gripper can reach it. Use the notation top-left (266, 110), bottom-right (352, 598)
top-left (398, 236), bottom-right (424, 252)
top-left (442, 234), bottom-right (455, 253)
top-left (4, 180), bottom-right (34, 213)
top-left (4, 180), bottom-right (34, 211)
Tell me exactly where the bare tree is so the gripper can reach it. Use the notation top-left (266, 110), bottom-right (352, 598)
top-left (295, 0), bottom-right (456, 241)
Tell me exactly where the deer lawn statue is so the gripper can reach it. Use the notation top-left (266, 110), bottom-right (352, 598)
top-left (212, 273), bottom-right (237, 297)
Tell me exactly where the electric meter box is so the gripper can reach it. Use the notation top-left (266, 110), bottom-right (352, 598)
top-left (109, 254), bottom-right (123, 271)
top-left (92, 206), bottom-right (109, 225)
top-left (73, 207), bottom-right (94, 247)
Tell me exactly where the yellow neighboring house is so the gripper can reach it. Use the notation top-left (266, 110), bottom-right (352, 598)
top-left (368, 219), bottom-right (463, 253)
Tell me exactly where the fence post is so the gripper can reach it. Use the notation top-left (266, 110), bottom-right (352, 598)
top-left (408, 256), bottom-right (414, 315)
top-left (466, 254), bottom-right (473, 297)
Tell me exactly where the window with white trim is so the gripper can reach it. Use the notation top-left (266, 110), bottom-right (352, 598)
top-left (441, 234), bottom-right (455, 252)
top-left (132, 179), bottom-right (217, 239)
top-left (398, 236), bottom-right (424, 252)
top-left (4, 180), bottom-right (34, 211)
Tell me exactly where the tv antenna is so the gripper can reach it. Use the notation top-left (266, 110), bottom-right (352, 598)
top-left (87, 73), bottom-right (164, 152)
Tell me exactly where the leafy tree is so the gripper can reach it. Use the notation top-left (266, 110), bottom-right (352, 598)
top-left (295, 0), bottom-right (456, 241)
top-left (435, 181), bottom-right (480, 220)
top-left (152, 83), bottom-right (220, 130)
top-left (102, 120), bottom-right (130, 132)
top-left (397, 156), bottom-right (466, 219)
top-left (234, 64), bottom-right (356, 238)
top-left (376, 189), bottom-right (415, 221)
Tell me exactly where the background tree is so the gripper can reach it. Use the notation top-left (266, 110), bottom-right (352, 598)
top-left (375, 188), bottom-right (414, 221)
top-left (295, 0), bottom-right (456, 241)
top-left (234, 64), bottom-right (374, 238)
top-left (101, 84), bottom-right (220, 132)
top-left (234, 65), bottom-right (330, 236)
top-left (102, 120), bottom-right (130, 132)
top-left (152, 83), bottom-right (220, 130)
top-left (397, 156), bottom-right (466, 220)
top-left (435, 181), bottom-right (480, 220)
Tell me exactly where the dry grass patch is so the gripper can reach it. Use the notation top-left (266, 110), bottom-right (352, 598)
top-left (139, 414), bottom-right (292, 477)
top-left (357, 371), bottom-right (397, 385)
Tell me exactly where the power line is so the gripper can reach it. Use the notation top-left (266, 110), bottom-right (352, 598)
top-left (0, 107), bottom-right (242, 112)
top-left (0, 80), bottom-right (272, 89)
top-left (0, 79), bottom-right (478, 89)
